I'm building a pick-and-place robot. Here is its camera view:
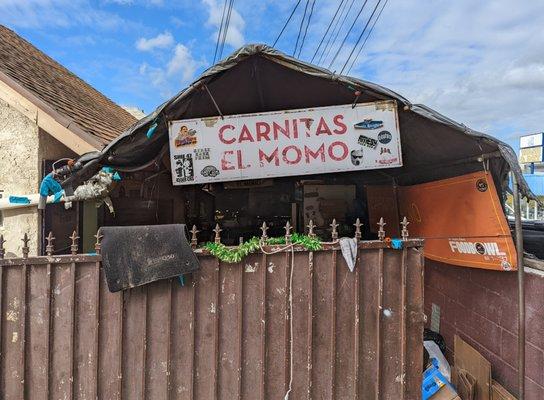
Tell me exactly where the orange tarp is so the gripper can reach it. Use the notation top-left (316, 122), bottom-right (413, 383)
top-left (368, 172), bottom-right (516, 271)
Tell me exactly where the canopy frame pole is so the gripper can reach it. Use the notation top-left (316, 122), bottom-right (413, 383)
top-left (203, 84), bottom-right (225, 120)
top-left (512, 172), bottom-right (525, 399)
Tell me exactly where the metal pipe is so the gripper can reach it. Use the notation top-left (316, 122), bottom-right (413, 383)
top-left (512, 172), bottom-right (525, 399)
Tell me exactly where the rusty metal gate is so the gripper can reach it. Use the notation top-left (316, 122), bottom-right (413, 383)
top-left (0, 234), bottom-right (424, 399)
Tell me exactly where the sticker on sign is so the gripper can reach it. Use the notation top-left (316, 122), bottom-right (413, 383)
top-left (169, 101), bottom-right (402, 185)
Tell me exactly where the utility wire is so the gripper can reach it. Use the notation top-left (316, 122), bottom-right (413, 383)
top-left (328, 0), bottom-right (369, 70)
top-left (273, 0), bottom-right (303, 47)
top-left (340, 0), bottom-right (383, 74)
top-left (346, 0), bottom-right (389, 75)
top-left (218, 0), bottom-right (235, 60)
top-left (213, 0), bottom-right (229, 63)
top-left (318, 0), bottom-right (354, 65)
top-left (310, 0), bottom-right (345, 63)
top-left (294, 0), bottom-right (310, 56)
top-left (297, 0), bottom-right (316, 58)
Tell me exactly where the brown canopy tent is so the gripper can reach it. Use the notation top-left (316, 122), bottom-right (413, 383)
top-left (62, 44), bottom-right (534, 204)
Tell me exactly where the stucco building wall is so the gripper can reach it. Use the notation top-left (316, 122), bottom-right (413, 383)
top-left (0, 98), bottom-right (76, 256)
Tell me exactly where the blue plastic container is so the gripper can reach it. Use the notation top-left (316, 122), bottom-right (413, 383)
top-left (422, 358), bottom-right (457, 400)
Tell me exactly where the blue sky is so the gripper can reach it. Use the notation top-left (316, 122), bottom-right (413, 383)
top-left (1, 0), bottom-right (543, 150)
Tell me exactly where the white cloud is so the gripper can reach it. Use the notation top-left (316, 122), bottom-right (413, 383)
top-left (0, 0), bottom-right (129, 30)
top-left (136, 31), bottom-right (174, 51)
top-left (202, 0), bottom-right (245, 50)
top-left (167, 44), bottom-right (204, 81)
top-left (297, 0), bottom-right (544, 142)
top-left (139, 43), bottom-right (206, 98)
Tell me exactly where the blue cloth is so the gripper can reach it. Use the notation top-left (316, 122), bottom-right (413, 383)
top-left (102, 166), bottom-right (122, 181)
top-left (146, 122), bottom-right (158, 138)
top-left (9, 196), bottom-right (30, 204)
top-left (53, 191), bottom-right (63, 203)
top-left (39, 173), bottom-right (63, 197)
top-left (391, 238), bottom-right (404, 249)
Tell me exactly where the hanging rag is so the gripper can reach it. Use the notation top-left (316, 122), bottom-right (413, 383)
top-left (38, 173), bottom-right (64, 209)
top-left (339, 237), bottom-right (358, 272)
top-left (100, 224), bottom-right (200, 292)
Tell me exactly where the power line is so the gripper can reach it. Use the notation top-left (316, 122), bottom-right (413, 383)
top-left (328, 0), bottom-right (369, 70)
top-left (218, 0), bottom-right (235, 60)
top-left (213, 0), bottom-right (229, 63)
top-left (346, 0), bottom-right (389, 75)
top-left (340, 0), bottom-right (383, 75)
top-left (297, 0), bottom-right (316, 58)
top-left (273, 0), bottom-right (303, 48)
top-left (310, 0), bottom-right (345, 63)
top-left (318, 0), bottom-right (354, 66)
top-left (294, 0), bottom-right (310, 56)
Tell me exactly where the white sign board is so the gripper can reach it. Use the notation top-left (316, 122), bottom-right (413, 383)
top-left (520, 133), bottom-right (543, 149)
top-left (168, 101), bottom-right (402, 185)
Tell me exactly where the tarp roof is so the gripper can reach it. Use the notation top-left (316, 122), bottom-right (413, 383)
top-left (64, 44), bottom-right (534, 200)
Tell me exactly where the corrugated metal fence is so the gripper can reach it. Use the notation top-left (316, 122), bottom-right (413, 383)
top-left (0, 232), bottom-right (424, 399)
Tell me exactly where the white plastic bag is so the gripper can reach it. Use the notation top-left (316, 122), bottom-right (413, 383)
top-left (424, 340), bottom-right (451, 382)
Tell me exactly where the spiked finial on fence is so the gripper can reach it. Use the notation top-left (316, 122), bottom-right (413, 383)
top-left (22, 233), bottom-right (30, 258)
top-left (401, 217), bottom-right (410, 240)
top-left (377, 217), bottom-right (386, 241)
top-left (307, 219), bottom-right (316, 238)
top-left (284, 221), bottom-right (292, 244)
top-left (213, 223), bottom-right (222, 244)
top-left (260, 222), bottom-right (269, 242)
top-left (0, 234), bottom-right (5, 259)
top-left (45, 232), bottom-right (55, 256)
top-left (330, 219), bottom-right (339, 241)
top-left (94, 229), bottom-right (103, 254)
top-left (70, 231), bottom-right (79, 255)
top-left (354, 218), bottom-right (363, 241)
top-left (190, 225), bottom-right (199, 249)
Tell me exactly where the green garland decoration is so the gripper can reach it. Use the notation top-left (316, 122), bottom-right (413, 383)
top-left (203, 233), bottom-right (322, 263)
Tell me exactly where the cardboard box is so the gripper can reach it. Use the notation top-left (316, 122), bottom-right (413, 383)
top-left (432, 385), bottom-right (461, 400)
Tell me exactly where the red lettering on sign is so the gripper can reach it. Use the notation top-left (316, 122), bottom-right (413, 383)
top-left (256, 122), bottom-right (271, 141)
top-left (219, 125), bottom-right (236, 144)
top-left (272, 120), bottom-right (290, 140)
top-left (282, 145), bottom-right (302, 165)
top-left (328, 141), bottom-right (348, 161)
top-left (316, 117), bottom-right (332, 135)
top-left (304, 144), bottom-right (326, 163)
top-left (221, 150), bottom-right (235, 170)
top-left (237, 150), bottom-right (250, 169)
top-left (292, 119), bottom-right (300, 139)
top-left (333, 115), bottom-right (347, 134)
top-left (259, 148), bottom-right (279, 166)
top-left (239, 125), bottom-right (255, 142)
top-left (299, 118), bottom-right (313, 137)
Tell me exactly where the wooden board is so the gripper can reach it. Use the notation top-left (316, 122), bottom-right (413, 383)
top-left (491, 380), bottom-right (516, 400)
top-left (454, 335), bottom-right (491, 400)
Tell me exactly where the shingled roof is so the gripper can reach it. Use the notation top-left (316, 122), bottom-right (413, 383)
top-left (0, 25), bottom-right (136, 147)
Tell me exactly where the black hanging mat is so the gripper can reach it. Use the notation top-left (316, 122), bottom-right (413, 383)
top-left (100, 224), bottom-right (200, 292)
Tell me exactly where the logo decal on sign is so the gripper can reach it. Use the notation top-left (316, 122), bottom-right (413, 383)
top-left (350, 149), bottom-right (364, 166)
top-left (174, 154), bottom-right (194, 183)
top-left (380, 147), bottom-right (391, 155)
top-left (194, 148), bottom-right (211, 160)
top-left (358, 135), bottom-right (378, 149)
top-left (378, 130), bottom-right (392, 144)
top-left (174, 125), bottom-right (198, 148)
top-left (201, 165), bottom-right (220, 177)
top-left (354, 119), bottom-right (383, 130)
top-left (476, 179), bottom-right (488, 192)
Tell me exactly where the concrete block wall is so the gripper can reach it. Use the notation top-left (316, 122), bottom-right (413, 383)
top-left (0, 97), bottom-right (40, 255)
top-left (0, 98), bottom-right (77, 256)
top-left (424, 260), bottom-right (544, 399)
